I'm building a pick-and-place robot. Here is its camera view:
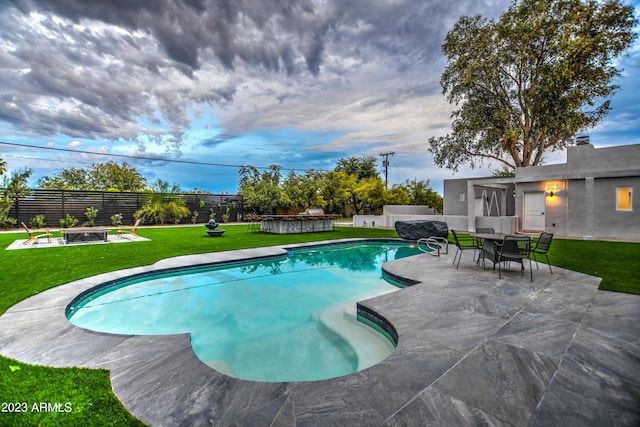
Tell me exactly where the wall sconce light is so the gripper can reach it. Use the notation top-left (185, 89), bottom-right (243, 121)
top-left (545, 182), bottom-right (565, 198)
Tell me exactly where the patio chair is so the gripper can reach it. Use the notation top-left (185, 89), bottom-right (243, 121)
top-left (531, 232), bottom-right (554, 274)
top-left (474, 227), bottom-right (495, 263)
top-left (117, 219), bottom-right (141, 239)
top-left (494, 235), bottom-right (532, 281)
top-left (21, 222), bottom-right (52, 245)
top-left (451, 229), bottom-right (477, 269)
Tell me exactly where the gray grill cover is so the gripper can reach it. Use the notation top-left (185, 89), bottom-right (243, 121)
top-left (394, 220), bottom-right (448, 240)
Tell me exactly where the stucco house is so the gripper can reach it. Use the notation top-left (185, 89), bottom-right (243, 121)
top-left (443, 141), bottom-right (640, 241)
top-left (353, 141), bottom-right (639, 241)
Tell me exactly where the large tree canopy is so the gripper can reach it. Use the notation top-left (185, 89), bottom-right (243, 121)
top-left (238, 156), bottom-right (443, 216)
top-left (37, 161), bottom-right (147, 191)
top-left (428, 0), bottom-right (637, 171)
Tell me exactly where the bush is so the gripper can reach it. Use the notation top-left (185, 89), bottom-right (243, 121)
top-left (0, 212), bottom-right (16, 229)
top-left (110, 213), bottom-right (123, 227)
top-left (0, 198), bottom-right (16, 229)
top-left (136, 201), bottom-right (190, 225)
top-left (59, 214), bottom-right (79, 228)
top-left (84, 207), bottom-right (98, 227)
top-left (30, 215), bottom-right (46, 229)
top-left (134, 180), bottom-right (190, 225)
top-left (221, 207), bottom-right (230, 223)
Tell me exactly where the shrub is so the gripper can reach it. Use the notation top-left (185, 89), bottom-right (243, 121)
top-left (59, 214), bottom-right (79, 228)
top-left (110, 213), bottom-right (123, 227)
top-left (0, 211), bottom-right (16, 229)
top-left (136, 201), bottom-right (189, 224)
top-left (84, 206), bottom-right (98, 227)
top-left (134, 180), bottom-right (190, 225)
top-left (30, 214), bottom-right (46, 229)
top-left (221, 207), bottom-right (230, 223)
top-left (191, 211), bottom-right (199, 224)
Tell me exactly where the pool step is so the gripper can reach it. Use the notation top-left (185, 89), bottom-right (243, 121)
top-left (315, 304), bottom-right (395, 371)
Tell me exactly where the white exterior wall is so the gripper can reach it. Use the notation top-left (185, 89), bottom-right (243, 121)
top-left (352, 212), bottom-right (469, 232)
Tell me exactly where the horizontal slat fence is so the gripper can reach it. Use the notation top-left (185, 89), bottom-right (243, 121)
top-left (7, 190), bottom-right (243, 227)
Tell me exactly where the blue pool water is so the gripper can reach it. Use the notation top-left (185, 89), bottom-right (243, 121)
top-left (67, 241), bottom-right (421, 382)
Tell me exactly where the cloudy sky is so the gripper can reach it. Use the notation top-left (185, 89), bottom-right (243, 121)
top-left (1, 0), bottom-right (639, 195)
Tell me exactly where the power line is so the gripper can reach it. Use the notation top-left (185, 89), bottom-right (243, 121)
top-left (1, 153), bottom-right (239, 178)
top-left (1, 140), bottom-right (395, 178)
top-left (0, 140), bottom-right (309, 172)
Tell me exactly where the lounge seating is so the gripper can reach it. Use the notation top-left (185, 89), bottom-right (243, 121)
top-left (531, 232), bottom-right (554, 274)
top-left (21, 222), bottom-right (52, 245)
top-left (495, 235), bottom-right (532, 281)
top-left (451, 229), bottom-right (477, 269)
top-left (117, 219), bottom-right (141, 239)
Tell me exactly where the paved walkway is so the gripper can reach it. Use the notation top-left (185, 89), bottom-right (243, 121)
top-left (1, 240), bottom-right (639, 426)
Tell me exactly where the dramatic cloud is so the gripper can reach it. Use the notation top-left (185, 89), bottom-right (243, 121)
top-left (0, 0), bottom-right (638, 192)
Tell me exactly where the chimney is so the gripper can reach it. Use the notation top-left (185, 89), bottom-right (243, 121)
top-left (576, 135), bottom-right (590, 145)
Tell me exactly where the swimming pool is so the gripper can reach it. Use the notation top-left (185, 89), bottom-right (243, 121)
top-left (67, 241), bottom-right (421, 382)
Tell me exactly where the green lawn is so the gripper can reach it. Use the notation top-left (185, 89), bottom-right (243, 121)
top-left (1, 224), bottom-right (638, 426)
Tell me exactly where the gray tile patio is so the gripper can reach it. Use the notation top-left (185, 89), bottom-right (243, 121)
top-left (1, 239), bottom-right (639, 426)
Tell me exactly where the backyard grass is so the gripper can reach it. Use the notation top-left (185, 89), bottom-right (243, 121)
top-left (1, 223), bottom-right (638, 426)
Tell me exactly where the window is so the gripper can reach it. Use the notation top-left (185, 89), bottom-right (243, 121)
top-left (616, 187), bottom-right (633, 211)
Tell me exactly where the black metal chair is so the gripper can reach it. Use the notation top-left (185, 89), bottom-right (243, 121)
top-left (494, 235), bottom-right (532, 281)
top-left (531, 232), bottom-right (554, 274)
top-left (451, 229), bottom-right (477, 269)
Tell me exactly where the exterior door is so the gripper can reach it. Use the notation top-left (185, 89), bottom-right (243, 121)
top-left (524, 192), bottom-right (545, 231)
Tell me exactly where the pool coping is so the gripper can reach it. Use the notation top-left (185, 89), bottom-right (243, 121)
top-left (1, 238), bottom-right (639, 426)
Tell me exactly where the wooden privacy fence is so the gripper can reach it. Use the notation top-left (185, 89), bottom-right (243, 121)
top-left (8, 190), bottom-right (243, 227)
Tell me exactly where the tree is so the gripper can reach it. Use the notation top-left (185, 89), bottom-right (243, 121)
top-left (492, 166), bottom-right (516, 177)
top-left (428, 0), bottom-right (637, 171)
top-left (0, 169), bottom-right (32, 228)
top-left (88, 161), bottom-right (147, 191)
top-left (238, 165), bottom-right (289, 215)
top-left (385, 186), bottom-right (411, 206)
top-left (283, 170), bottom-right (326, 210)
top-left (347, 176), bottom-right (387, 215)
top-left (0, 158), bottom-right (6, 176)
top-left (134, 179), bottom-right (190, 224)
top-left (37, 162), bottom-right (146, 191)
top-left (332, 156), bottom-right (386, 215)
top-left (320, 171), bottom-right (350, 214)
top-left (394, 179), bottom-right (443, 212)
top-left (335, 156), bottom-right (380, 180)
top-left (37, 167), bottom-right (89, 190)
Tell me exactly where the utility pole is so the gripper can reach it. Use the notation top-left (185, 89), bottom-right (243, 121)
top-left (379, 152), bottom-right (394, 189)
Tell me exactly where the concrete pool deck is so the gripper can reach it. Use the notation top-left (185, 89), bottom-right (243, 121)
top-left (1, 239), bottom-right (639, 426)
